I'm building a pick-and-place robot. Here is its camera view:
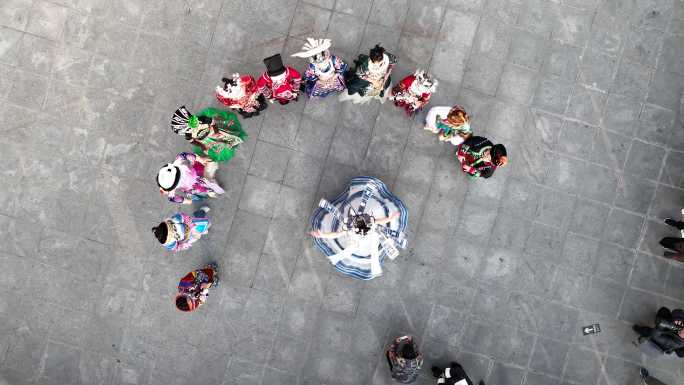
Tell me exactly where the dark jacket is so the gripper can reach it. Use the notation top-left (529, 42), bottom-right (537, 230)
top-left (651, 308), bottom-right (684, 356)
top-left (456, 136), bottom-right (497, 178)
top-left (436, 362), bottom-right (475, 385)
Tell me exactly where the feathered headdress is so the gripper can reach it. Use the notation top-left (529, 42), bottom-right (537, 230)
top-left (170, 106), bottom-right (196, 135)
top-left (413, 69), bottom-right (438, 93)
top-left (291, 38), bottom-right (332, 58)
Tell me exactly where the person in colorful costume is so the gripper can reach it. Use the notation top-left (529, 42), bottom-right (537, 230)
top-left (215, 73), bottom-right (267, 118)
top-left (152, 207), bottom-right (211, 252)
top-left (257, 53), bottom-right (302, 105)
top-left (157, 152), bottom-right (224, 205)
top-left (171, 106), bottom-right (247, 163)
top-left (386, 335), bottom-right (423, 383)
top-left (175, 263), bottom-right (219, 312)
top-left (424, 105), bottom-right (471, 145)
top-left (431, 362), bottom-right (484, 385)
top-left (390, 69), bottom-right (438, 117)
top-left (340, 44), bottom-right (397, 104)
top-left (291, 38), bottom-right (348, 98)
top-left (309, 176), bottom-right (408, 280)
top-left (456, 136), bottom-right (507, 179)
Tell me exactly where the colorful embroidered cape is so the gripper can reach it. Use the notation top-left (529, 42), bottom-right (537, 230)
top-left (216, 75), bottom-right (263, 113)
top-left (192, 108), bottom-right (247, 163)
top-left (256, 67), bottom-right (302, 103)
top-left (391, 74), bottom-right (433, 116)
top-left (456, 136), bottom-right (497, 179)
top-left (165, 152), bottom-right (224, 204)
top-left (162, 211), bottom-right (211, 252)
top-left (303, 55), bottom-right (348, 97)
top-left (346, 52), bottom-right (397, 97)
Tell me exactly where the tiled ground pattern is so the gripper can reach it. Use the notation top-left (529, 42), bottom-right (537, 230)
top-left (1, 0), bottom-right (684, 384)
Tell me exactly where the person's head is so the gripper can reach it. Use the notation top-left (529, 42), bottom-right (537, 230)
top-left (412, 69), bottom-right (438, 93)
top-left (157, 164), bottom-right (181, 191)
top-left (221, 75), bottom-right (238, 90)
top-left (369, 44), bottom-right (385, 63)
top-left (263, 54), bottom-right (286, 77)
top-left (399, 343), bottom-right (418, 360)
top-left (491, 144), bottom-right (508, 167)
top-left (348, 212), bottom-right (373, 235)
top-left (175, 294), bottom-right (193, 312)
top-left (447, 106), bottom-right (469, 127)
top-left (310, 50), bottom-right (330, 65)
top-left (152, 222), bottom-right (169, 244)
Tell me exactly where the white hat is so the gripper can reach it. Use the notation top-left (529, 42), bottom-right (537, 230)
top-left (291, 38), bottom-right (332, 58)
top-left (157, 164), bottom-right (180, 191)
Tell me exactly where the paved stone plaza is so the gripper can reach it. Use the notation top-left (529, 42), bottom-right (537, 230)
top-left (1, 0), bottom-right (684, 384)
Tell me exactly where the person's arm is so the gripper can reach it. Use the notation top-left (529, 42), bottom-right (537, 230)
top-left (304, 65), bottom-right (318, 82)
top-left (334, 56), bottom-right (348, 74)
top-left (375, 212), bottom-right (400, 225)
top-left (479, 165), bottom-right (495, 179)
top-left (176, 152), bottom-right (198, 163)
top-left (256, 74), bottom-right (272, 99)
top-left (309, 230), bottom-right (345, 239)
top-left (289, 67), bottom-right (302, 88)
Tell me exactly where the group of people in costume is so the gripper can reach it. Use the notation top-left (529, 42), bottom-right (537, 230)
top-left (133, 34), bottom-right (681, 383)
top-left (152, 105), bottom-right (249, 311)
top-left (132, 36), bottom-right (519, 384)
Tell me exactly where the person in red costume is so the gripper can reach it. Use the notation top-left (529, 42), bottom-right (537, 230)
top-left (215, 73), bottom-right (267, 118)
top-left (257, 54), bottom-right (302, 105)
top-left (390, 69), bottom-right (438, 117)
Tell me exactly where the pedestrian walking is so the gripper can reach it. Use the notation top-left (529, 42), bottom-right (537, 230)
top-left (386, 335), bottom-right (423, 383)
top-left (660, 211), bottom-right (684, 262)
top-left (175, 263), bottom-right (219, 312)
top-left (633, 307), bottom-right (684, 357)
top-left (639, 368), bottom-right (669, 385)
top-left (431, 362), bottom-right (484, 385)
top-left (152, 207), bottom-right (211, 252)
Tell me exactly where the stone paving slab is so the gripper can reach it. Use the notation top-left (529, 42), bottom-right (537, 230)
top-left (1, 0), bottom-right (684, 384)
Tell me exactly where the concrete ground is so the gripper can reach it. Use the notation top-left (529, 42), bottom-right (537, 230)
top-left (1, 0), bottom-right (684, 384)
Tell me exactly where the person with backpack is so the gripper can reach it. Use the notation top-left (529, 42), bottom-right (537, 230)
top-left (431, 362), bottom-right (484, 385)
top-left (633, 307), bottom-right (684, 357)
top-left (386, 335), bottom-right (423, 383)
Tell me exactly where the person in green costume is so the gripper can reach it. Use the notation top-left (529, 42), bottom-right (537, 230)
top-left (170, 106), bottom-right (247, 163)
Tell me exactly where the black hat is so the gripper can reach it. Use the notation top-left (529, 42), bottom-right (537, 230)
top-left (152, 223), bottom-right (169, 244)
top-left (263, 54), bottom-right (286, 77)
